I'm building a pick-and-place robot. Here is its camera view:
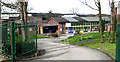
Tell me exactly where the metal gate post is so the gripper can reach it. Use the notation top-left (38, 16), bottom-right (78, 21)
top-left (35, 22), bottom-right (38, 50)
top-left (11, 22), bottom-right (16, 62)
top-left (116, 24), bottom-right (120, 62)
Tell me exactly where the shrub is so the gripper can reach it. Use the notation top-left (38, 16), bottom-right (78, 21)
top-left (51, 33), bottom-right (58, 37)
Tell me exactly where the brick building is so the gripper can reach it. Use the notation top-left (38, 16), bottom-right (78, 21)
top-left (39, 16), bottom-right (111, 34)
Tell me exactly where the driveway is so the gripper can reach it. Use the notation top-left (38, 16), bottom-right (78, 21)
top-left (20, 34), bottom-right (113, 61)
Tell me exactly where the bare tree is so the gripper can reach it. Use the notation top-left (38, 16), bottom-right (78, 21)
top-left (17, 1), bottom-right (28, 41)
top-left (47, 10), bottom-right (52, 19)
top-left (108, 0), bottom-right (115, 43)
top-left (112, 0), bottom-right (115, 43)
top-left (0, 0), bottom-right (29, 41)
top-left (79, 0), bottom-right (105, 43)
top-left (70, 8), bottom-right (78, 15)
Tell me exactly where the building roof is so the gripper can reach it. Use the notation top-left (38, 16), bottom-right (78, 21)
top-left (62, 15), bottom-right (79, 17)
top-left (63, 17), bottom-right (79, 22)
top-left (46, 16), bottom-right (110, 23)
top-left (73, 17), bottom-right (87, 22)
top-left (80, 17), bottom-right (110, 22)
top-left (47, 17), bottom-right (69, 23)
top-left (0, 20), bottom-right (7, 22)
top-left (43, 24), bottom-right (58, 27)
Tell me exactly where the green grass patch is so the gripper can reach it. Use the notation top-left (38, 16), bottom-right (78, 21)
top-left (37, 35), bottom-right (50, 39)
top-left (77, 40), bottom-right (116, 57)
top-left (61, 31), bottom-right (112, 43)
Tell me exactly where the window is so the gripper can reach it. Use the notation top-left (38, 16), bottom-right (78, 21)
top-left (66, 27), bottom-right (68, 30)
top-left (71, 23), bottom-right (74, 26)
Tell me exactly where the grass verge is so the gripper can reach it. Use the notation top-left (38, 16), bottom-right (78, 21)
top-left (77, 40), bottom-right (116, 57)
top-left (37, 35), bottom-right (50, 39)
top-left (61, 31), bottom-right (113, 43)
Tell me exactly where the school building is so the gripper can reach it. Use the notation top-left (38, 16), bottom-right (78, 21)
top-left (38, 16), bottom-right (111, 34)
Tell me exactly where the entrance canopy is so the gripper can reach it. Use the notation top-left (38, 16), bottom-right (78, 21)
top-left (43, 24), bottom-right (58, 27)
top-left (43, 24), bottom-right (58, 33)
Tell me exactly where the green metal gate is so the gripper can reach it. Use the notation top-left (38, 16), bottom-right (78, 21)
top-left (116, 24), bottom-right (120, 62)
top-left (0, 21), bottom-right (37, 62)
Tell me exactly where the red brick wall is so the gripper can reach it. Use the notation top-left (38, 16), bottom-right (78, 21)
top-left (48, 19), bottom-right (59, 24)
top-left (58, 23), bottom-right (66, 34)
top-left (63, 23), bottom-right (66, 34)
top-left (107, 25), bottom-right (111, 31)
top-left (47, 19), bottom-right (66, 34)
top-left (114, 8), bottom-right (120, 24)
top-left (114, 8), bottom-right (117, 16)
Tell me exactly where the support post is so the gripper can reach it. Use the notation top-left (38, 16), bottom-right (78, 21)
top-left (11, 22), bottom-right (16, 62)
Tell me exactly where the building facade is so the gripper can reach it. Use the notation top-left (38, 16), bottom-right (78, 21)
top-left (39, 16), bottom-right (111, 34)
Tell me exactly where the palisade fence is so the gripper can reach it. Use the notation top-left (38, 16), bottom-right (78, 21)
top-left (0, 21), bottom-right (37, 62)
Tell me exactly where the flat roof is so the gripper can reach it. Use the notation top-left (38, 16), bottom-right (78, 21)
top-left (43, 24), bottom-right (58, 27)
top-left (63, 17), bottom-right (79, 22)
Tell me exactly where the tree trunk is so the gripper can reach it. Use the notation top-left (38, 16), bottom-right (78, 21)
top-left (19, 2), bottom-right (26, 41)
top-left (108, 27), bottom-right (111, 42)
top-left (113, 18), bottom-right (115, 43)
top-left (18, 2), bottom-right (28, 41)
top-left (98, 0), bottom-right (104, 43)
top-left (112, 0), bottom-right (115, 43)
top-left (108, 0), bottom-right (115, 43)
top-left (108, 5), bottom-right (113, 42)
top-left (23, 2), bottom-right (28, 41)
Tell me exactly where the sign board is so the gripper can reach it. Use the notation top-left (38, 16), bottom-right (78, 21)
top-left (29, 28), bottom-right (32, 31)
top-left (60, 28), bottom-right (62, 31)
top-left (1, 15), bottom-right (9, 19)
top-left (66, 23), bottom-right (71, 27)
top-left (28, 14), bottom-right (32, 16)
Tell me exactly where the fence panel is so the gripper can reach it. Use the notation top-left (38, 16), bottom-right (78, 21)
top-left (0, 21), bottom-right (37, 62)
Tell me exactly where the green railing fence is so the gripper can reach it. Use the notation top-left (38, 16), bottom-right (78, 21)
top-left (0, 21), bottom-right (37, 62)
top-left (116, 24), bottom-right (120, 62)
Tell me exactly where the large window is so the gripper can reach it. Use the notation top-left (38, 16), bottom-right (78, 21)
top-left (66, 27), bottom-right (68, 30)
top-left (71, 23), bottom-right (74, 26)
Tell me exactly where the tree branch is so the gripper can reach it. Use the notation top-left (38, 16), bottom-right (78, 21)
top-left (0, 1), bottom-right (18, 9)
top-left (79, 0), bottom-right (98, 11)
top-left (94, 0), bottom-right (98, 7)
top-left (109, 0), bottom-right (112, 8)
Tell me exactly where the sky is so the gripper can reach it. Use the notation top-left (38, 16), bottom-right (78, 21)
top-left (2, 0), bottom-right (120, 14)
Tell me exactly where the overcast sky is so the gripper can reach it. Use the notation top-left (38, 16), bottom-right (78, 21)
top-left (3, 0), bottom-right (120, 14)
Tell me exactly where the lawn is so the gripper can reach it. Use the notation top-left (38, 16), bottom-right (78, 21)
top-left (61, 31), bottom-right (111, 43)
top-left (77, 40), bottom-right (116, 57)
top-left (60, 31), bottom-right (116, 57)
top-left (37, 35), bottom-right (50, 39)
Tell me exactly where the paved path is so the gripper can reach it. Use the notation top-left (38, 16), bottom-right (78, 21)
top-left (20, 34), bottom-right (112, 61)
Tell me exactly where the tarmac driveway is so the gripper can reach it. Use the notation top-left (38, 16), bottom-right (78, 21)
top-left (20, 34), bottom-right (113, 62)
top-left (22, 40), bottom-right (112, 61)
